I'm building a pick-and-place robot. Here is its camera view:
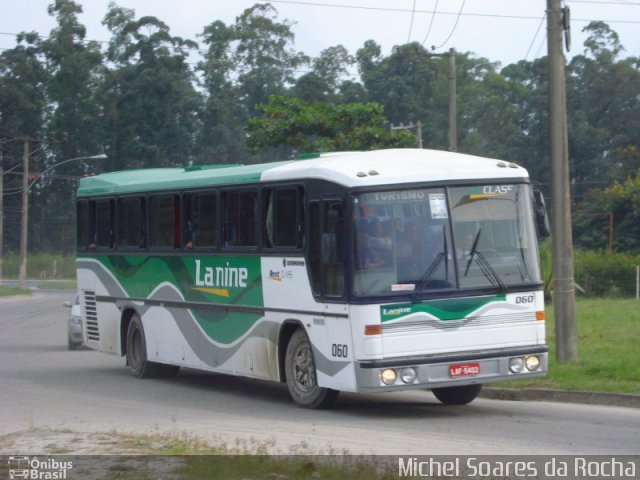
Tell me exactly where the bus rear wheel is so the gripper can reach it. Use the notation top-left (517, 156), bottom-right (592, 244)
top-left (432, 384), bottom-right (482, 405)
top-left (126, 313), bottom-right (160, 378)
top-left (285, 329), bottom-right (339, 409)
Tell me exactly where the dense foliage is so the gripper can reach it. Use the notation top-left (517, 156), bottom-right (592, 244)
top-left (246, 96), bottom-right (415, 152)
top-left (1, 1), bottom-right (639, 254)
top-left (574, 250), bottom-right (640, 297)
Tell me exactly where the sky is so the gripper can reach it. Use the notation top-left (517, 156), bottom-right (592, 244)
top-left (1, 0), bottom-right (639, 75)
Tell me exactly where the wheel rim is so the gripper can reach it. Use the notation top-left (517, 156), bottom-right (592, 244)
top-left (292, 343), bottom-right (316, 393)
top-left (130, 327), bottom-right (142, 368)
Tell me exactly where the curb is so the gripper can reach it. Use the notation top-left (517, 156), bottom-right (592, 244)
top-left (480, 387), bottom-right (640, 409)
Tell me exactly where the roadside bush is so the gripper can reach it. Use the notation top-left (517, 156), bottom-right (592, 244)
top-left (533, 242), bottom-right (639, 300)
top-left (574, 250), bottom-right (640, 297)
top-left (539, 240), bottom-right (553, 303)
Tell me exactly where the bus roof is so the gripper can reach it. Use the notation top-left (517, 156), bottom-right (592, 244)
top-left (77, 149), bottom-right (529, 197)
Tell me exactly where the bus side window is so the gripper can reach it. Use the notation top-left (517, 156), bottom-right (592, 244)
top-left (149, 195), bottom-right (178, 249)
top-left (184, 192), bottom-right (217, 249)
top-left (77, 200), bottom-right (92, 251)
top-left (95, 199), bottom-right (115, 249)
top-left (118, 197), bottom-right (146, 249)
top-left (323, 201), bottom-right (345, 297)
top-left (264, 187), bottom-right (304, 249)
top-left (223, 190), bottom-right (257, 248)
top-left (309, 199), bottom-right (345, 299)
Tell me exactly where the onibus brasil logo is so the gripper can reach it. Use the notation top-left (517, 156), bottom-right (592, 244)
top-left (8, 456), bottom-right (73, 479)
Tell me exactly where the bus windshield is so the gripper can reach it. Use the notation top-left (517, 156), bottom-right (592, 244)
top-left (351, 184), bottom-right (541, 297)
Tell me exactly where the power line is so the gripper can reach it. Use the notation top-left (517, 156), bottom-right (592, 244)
top-left (1, 3), bottom-right (639, 55)
top-left (407, 0), bottom-right (417, 43)
top-left (421, 0), bottom-right (439, 46)
top-left (568, 0), bottom-right (640, 5)
top-left (266, 0), bottom-right (640, 23)
top-left (524, 14), bottom-right (547, 60)
top-left (433, 0), bottom-right (466, 50)
top-left (1, 2), bottom-right (638, 69)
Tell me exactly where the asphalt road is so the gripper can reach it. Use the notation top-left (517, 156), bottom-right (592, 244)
top-left (1, 290), bottom-right (638, 455)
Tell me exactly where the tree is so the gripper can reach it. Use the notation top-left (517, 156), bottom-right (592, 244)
top-left (357, 42), bottom-right (439, 129)
top-left (199, 3), bottom-right (307, 163)
top-left (42, 0), bottom-right (104, 156)
top-left (245, 95), bottom-right (415, 153)
top-left (101, 2), bottom-right (200, 170)
top-left (197, 20), bottom-right (248, 164)
top-left (33, 0), bottom-right (105, 252)
top-left (574, 176), bottom-right (640, 252)
top-left (567, 22), bottom-right (640, 197)
top-left (233, 4), bottom-right (308, 113)
top-left (0, 32), bottom-right (50, 253)
top-left (470, 57), bottom-right (550, 187)
top-left (582, 21), bottom-right (624, 62)
top-left (293, 45), bottom-right (355, 103)
top-left (0, 33), bottom-right (49, 138)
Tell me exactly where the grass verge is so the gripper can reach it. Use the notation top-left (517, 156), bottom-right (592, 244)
top-left (0, 286), bottom-right (31, 297)
top-left (504, 297), bottom-right (640, 394)
top-left (35, 280), bottom-right (77, 290)
top-left (0, 430), bottom-right (399, 479)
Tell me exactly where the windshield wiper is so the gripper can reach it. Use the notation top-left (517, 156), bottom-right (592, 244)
top-left (463, 230), bottom-right (508, 292)
top-left (472, 251), bottom-right (509, 292)
top-left (417, 226), bottom-right (451, 290)
top-left (464, 229), bottom-right (482, 276)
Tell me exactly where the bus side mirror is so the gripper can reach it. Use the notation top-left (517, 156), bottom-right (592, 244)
top-left (533, 190), bottom-right (551, 239)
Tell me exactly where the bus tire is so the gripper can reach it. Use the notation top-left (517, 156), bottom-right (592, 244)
top-left (126, 313), bottom-right (159, 378)
top-left (432, 384), bottom-right (482, 405)
top-left (284, 329), bottom-right (339, 409)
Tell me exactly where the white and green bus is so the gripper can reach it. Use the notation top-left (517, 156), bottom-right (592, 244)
top-left (76, 148), bottom-right (548, 408)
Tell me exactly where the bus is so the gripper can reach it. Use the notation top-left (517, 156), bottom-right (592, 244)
top-left (75, 148), bottom-right (548, 408)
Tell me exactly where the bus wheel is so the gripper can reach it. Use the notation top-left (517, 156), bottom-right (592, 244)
top-left (285, 329), bottom-right (339, 409)
top-left (126, 313), bottom-right (159, 378)
top-left (432, 384), bottom-right (482, 405)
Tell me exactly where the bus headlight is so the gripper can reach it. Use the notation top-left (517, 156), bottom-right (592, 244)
top-left (399, 367), bottom-right (417, 384)
top-left (525, 355), bottom-right (541, 371)
top-left (380, 368), bottom-right (397, 385)
top-left (509, 357), bottom-right (525, 373)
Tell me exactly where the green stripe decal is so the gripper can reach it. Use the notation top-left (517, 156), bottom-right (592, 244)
top-left (83, 254), bottom-right (263, 344)
top-left (380, 295), bottom-right (506, 322)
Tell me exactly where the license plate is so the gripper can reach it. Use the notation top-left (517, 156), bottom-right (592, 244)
top-left (449, 363), bottom-right (480, 377)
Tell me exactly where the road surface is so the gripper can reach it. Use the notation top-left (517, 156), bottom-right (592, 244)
top-left (1, 290), bottom-right (638, 455)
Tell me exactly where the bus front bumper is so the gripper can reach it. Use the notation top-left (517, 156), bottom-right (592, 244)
top-left (354, 346), bottom-right (548, 392)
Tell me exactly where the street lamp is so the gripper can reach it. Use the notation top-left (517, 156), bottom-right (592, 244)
top-left (19, 152), bottom-right (107, 289)
top-left (26, 153), bottom-right (107, 190)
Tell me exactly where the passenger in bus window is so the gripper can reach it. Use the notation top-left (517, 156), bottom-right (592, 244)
top-left (88, 228), bottom-right (97, 250)
top-left (356, 230), bottom-right (386, 269)
top-left (396, 222), bottom-right (420, 258)
top-left (368, 218), bottom-right (392, 250)
top-left (457, 231), bottom-right (475, 259)
top-left (185, 219), bottom-right (194, 249)
top-left (396, 222), bottom-right (423, 279)
top-left (368, 218), bottom-right (392, 266)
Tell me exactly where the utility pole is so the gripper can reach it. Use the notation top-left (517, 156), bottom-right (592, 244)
top-left (19, 139), bottom-right (29, 289)
top-left (0, 151), bottom-right (3, 282)
top-left (20, 150), bottom-right (106, 288)
top-left (547, 0), bottom-right (578, 363)
top-left (448, 48), bottom-right (457, 152)
top-left (429, 48), bottom-right (457, 151)
top-left (390, 122), bottom-right (423, 148)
